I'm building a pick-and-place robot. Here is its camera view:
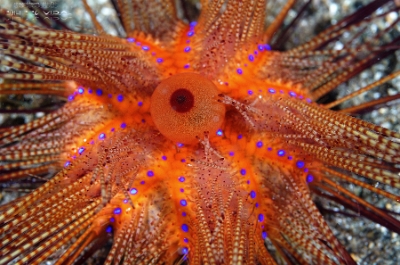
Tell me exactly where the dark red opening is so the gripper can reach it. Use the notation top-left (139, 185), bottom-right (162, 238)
top-left (170, 88), bottom-right (194, 113)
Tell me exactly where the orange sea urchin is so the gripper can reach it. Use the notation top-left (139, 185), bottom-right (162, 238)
top-left (0, 0), bottom-right (399, 264)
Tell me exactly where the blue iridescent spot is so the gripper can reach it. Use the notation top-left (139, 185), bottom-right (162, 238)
top-left (182, 247), bottom-right (189, 255)
top-left (138, 101), bottom-right (143, 107)
top-left (99, 133), bottom-right (106, 140)
top-left (130, 188), bottom-right (138, 195)
top-left (142, 46), bottom-right (149, 51)
top-left (265, 44), bottom-right (271, 50)
top-left (256, 141), bottom-right (263, 148)
top-left (306, 98), bottom-right (312, 103)
top-left (120, 123), bottom-right (127, 129)
top-left (106, 225), bottom-right (113, 233)
top-left (179, 176), bottom-right (185, 182)
top-left (78, 147), bottom-right (85, 155)
top-left (216, 129), bottom-right (223, 136)
top-left (96, 89), bottom-right (103, 96)
top-left (277, 150), bottom-right (285, 156)
top-left (289, 91), bottom-right (297, 97)
top-left (187, 31), bottom-right (194, 37)
top-left (306, 174), bottom-right (314, 183)
top-left (184, 47), bottom-right (191, 52)
top-left (111, 128), bottom-right (115, 132)
top-left (181, 159), bottom-right (186, 163)
top-left (64, 161), bottom-right (71, 167)
top-left (156, 58), bottom-right (163, 63)
top-left (68, 95), bottom-right (74, 101)
top-left (267, 147), bottom-right (272, 151)
top-left (248, 54), bottom-right (254, 61)
top-left (78, 87), bottom-right (84, 94)
top-left (229, 151), bottom-right (235, 156)
top-left (182, 212), bottom-right (187, 217)
top-left (268, 88), bottom-right (276, 94)
top-left (190, 21), bottom-right (197, 27)
top-left (296, 161), bottom-right (305, 168)
top-left (117, 94), bottom-right (124, 102)
top-left (236, 68), bottom-right (243, 75)
top-left (255, 202), bottom-right (259, 208)
top-left (180, 188), bottom-right (184, 193)
top-left (182, 224), bottom-right (189, 232)
top-left (250, 190), bottom-right (256, 199)
top-left (184, 237), bottom-right (189, 243)
top-left (147, 170), bottom-right (154, 177)
top-left (113, 208), bottom-right (122, 214)
top-left (238, 134), bottom-right (243, 139)
top-left (140, 180), bottom-right (145, 185)
top-left (288, 156), bottom-right (293, 160)
top-left (258, 213), bottom-right (264, 222)
top-left (248, 90), bottom-right (253, 95)
top-left (177, 143), bottom-right (184, 148)
top-left (247, 180), bottom-right (250, 184)
top-left (127, 37), bottom-right (135, 43)
top-left (162, 155), bottom-right (167, 160)
top-left (88, 89), bottom-right (93, 94)
top-left (184, 64), bottom-right (190, 69)
top-left (262, 231), bottom-right (268, 239)
top-left (240, 169), bottom-right (246, 175)
top-left (180, 199), bottom-right (187, 206)
top-left (258, 44), bottom-right (264, 51)
top-left (110, 217), bottom-right (115, 222)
